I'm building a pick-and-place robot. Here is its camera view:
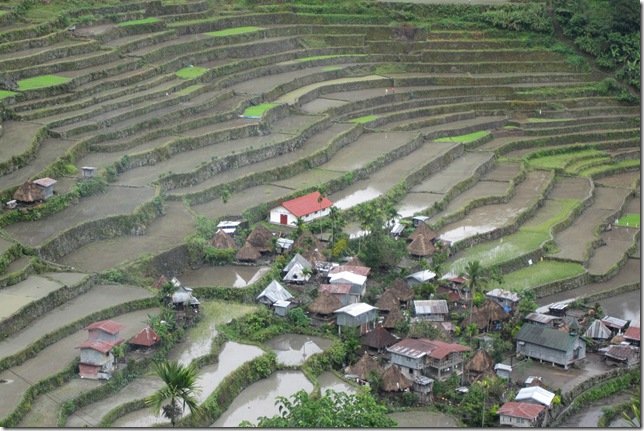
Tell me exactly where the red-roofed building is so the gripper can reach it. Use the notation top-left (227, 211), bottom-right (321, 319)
top-left (128, 326), bottom-right (160, 348)
top-left (624, 326), bottom-right (640, 347)
top-left (386, 338), bottom-right (470, 381)
top-left (78, 320), bottom-right (125, 380)
top-left (269, 191), bottom-right (333, 226)
top-left (498, 401), bottom-right (545, 427)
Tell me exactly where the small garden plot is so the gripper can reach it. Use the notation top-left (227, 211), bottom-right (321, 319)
top-left (349, 114), bottom-right (378, 124)
top-left (205, 26), bottom-right (264, 37)
top-left (0, 121), bottom-right (44, 165)
top-left (242, 103), bottom-right (279, 119)
top-left (434, 130), bottom-right (490, 143)
top-left (117, 17), bottom-right (161, 27)
top-left (175, 66), bottom-right (208, 79)
top-left (17, 75), bottom-right (71, 90)
top-left (615, 213), bottom-right (640, 228)
top-left (57, 202), bottom-right (196, 272)
top-left (485, 260), bottom-right (585, 293)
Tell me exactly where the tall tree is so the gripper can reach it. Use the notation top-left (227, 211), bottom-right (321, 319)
top-left (146, 360), bottom-right (201, 427)
top-left (462, 261), bottom-right (498, 330)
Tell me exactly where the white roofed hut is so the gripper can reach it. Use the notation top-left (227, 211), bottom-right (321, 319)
top-left (413, 300), bottom-right (449, 322)
top-left (283, 262), bottom-right (311, 284)
top-left (257, 280), bottom-right (293, 307)
top-left (334, 302), bottom-right (379, 335)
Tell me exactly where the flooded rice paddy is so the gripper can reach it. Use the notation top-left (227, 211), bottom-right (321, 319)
top-left (387, 408), bottom-right (460, 427)
top-left (210, 370), bottom-right (314, 427)
top-left (317, 371), bottom-right (358, 394)
top-left (266, 334), bottom-right (333, 366)
top-left (599, 289), bottom-right (640, 321)
top-left (178, 265), bottom-right (270, 288)
top-left (559, 392), bottom-right (632, 427)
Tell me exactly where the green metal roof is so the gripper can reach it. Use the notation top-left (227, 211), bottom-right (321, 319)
top-left (516, 323), bottom-right (579, 352)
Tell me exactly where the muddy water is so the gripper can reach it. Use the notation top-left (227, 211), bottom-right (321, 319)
top-left (112, 342), bottom-right (264, 427)
top-left (265, 334), bottom-right (333, 366)
top-left (387, 408), bottom-right (460, 427)
top-left (333, 186), bottom-right (383, 210)
top-left (317, 371), bottom-right (357, 394)
top-left (179, 265), bottom-right (270, 288)
top-left (560, 392), bottom-right (631, 427)
top-left (211, 370), bottom-right (314, 427)
top-left (599, 290), bottom-right (640, 321)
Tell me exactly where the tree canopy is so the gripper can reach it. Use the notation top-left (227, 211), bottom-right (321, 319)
top-left (250, 389), bottom-right (396, 428)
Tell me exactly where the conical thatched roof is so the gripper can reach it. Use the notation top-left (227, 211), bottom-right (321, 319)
top-left (236, 242), bottom-right (261, 262)
top-left (383, 307), bottom-right (404, 329)
top-left (308, 292), bottom-right (343, 315)
top-left (360, 326), bottom-right (398, 350)
top-left (211, 229), bottom-right (236, 249)
top-left (407, 234), bottom-right (435, 257)
top-left (409, 222), bottom-right (437, 242)
top-left (293, 230), bottom-right (320, 251)
top-left (466, 349), bottom-right (494, 374)
top-left (348, 352), bottom-right (384, 380)
top-left (246, 225), bottom-right (273, 252)
top-left (376, 290), bottom-right (400, 312)
top-left (13, 181), bottom-right (44, 203)
top-left (610, 335), bottom-right (625, 345)
top-left (381, 365), bottom-right (412, 392)
top-left (471, 300), bottom-right (508, 330)
top-left (390, 278), bottom-right (414, 302)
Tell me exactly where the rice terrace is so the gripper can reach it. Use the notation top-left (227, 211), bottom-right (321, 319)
top-left (0, 0), bottom-right (640, 428)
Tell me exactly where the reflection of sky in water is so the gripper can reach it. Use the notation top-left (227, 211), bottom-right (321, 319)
top-left (267, 335), bottom-right (332, 366)
top-left (599, 290), bottom-right (641, 321)
top-left (334, 187), bottom-right (382, 210)
top-left (439, 225), bottom-right (496, 243)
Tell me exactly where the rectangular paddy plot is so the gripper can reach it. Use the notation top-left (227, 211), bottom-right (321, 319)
top-left (437, 170), bottom-right (552, 244)
top-left (0, 121), bottom-right (43, 165)
top-left (587, 226), bottom-right (639, 276)
top-left (0, 308), bottom-right (157, 421)
top-left (0, 272), bottom-right (88, 321)
top-left (552, 185), bottom-right (632, 262)
top-left (4, 185), bottom-right (156, 247)
top-left (329, 141), bottom-right (458, 210)
top-left (55, 201), bottom-right (195, 272)
top-left (275, 75), bottom-right (384, 106)
top-left (397, 151), bottom-right (492, 217)
top-left (0, 283), bottom-right (152, 360)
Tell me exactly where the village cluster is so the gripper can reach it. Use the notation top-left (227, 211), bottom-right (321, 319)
top-left (76, 191), bottom-right (640, 427)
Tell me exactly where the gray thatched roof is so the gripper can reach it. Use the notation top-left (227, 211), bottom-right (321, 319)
top-left (236, 242), bottom-right (261, 262)
top-left (381, 365), bottom-right (412, 392)
top-left (348, 352), bottom-right (384, 380)
top-left (308, 292), bottom-right (343, 315)
top-left (376, 290), bottom-right (400, 312)
top-left (360, 326), bottom-right (398, 350)
top-left (383, 307), bottom-right (404, 329)
top-left (390, 278), bottom-right (414, 302)
top-left (13, 181), bottom-right (44, 203)
top-left (407, 234), bottom-right (435, 257)
top-left (246, 225), bottom-right (273, 252)
top-left (409, 222), bottom-right (437, 242)
top-left (211, 229), bottom-right (236, 249)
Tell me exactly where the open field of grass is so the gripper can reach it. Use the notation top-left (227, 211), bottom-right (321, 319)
top-left (615, 213), bottom-right (640, 228)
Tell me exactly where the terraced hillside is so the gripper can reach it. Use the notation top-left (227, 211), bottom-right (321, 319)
top-left (0, 0), bottom-right (639, 427)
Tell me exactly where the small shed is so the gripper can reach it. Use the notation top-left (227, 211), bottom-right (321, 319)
top-left (383, 307), bottom-right (405, 330)
top-left (524, 312), bottom-right (563, 328)
top-left (406, 270), bottom-right (436, 287)
top-left (623, 326), bottom-right (640, 347)
top-left (276, 237), bottom-right (294, 254)
top-left (236, 242), bottom-right (261, 262)
top-left (603, 344), bottom-right (640, 367)
top-left (381, 365), bottom-right (413, 392)
top-left (601, 316), bottom-right (630, 335)
top-left (13, 181), bottom-right (45, 203)
top-left (217, 220), bottom-right (244, 235)
top-left (334, 302), bottom-right (379, 335)
top-left (494, 363), bottom-right (513, 380)
top-left (524, 376), bottom-right (545, 388)
top-left (376, 290), bottom-right (400, 313)
top-left (32, 177), bottom-right (57, 200)
top-left (273, 299), bottom-right (293, 317)
top-left (471, 300), bottom-right (508, 332)
top-left (319, 283), bottom-right (356, 306)
top-left (413, 375), bottom-right (434, 403)
top-left (128, 326), bottom-right (160, 348)
top-left (81, 166), bottom-right (97, 178)
top-left (413, 300), bottom-right (449, 322)
top-left (465, 349), bottom-right (494, 381)
top-left (257, 280), bottom-right (293, 306)
top-left (486, 288), bottom-right (520, 312)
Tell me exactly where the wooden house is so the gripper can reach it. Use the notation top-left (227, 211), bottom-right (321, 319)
top-left (78, 320), bottom-right (124, 380)
top-left (319, 283), bottom-right (356, 306)
top-left (334, 302), bottom-right (378, 335)
top-left (33, 177), bottom-right (57, 200)
top-left (583, 319), bottom-right (612, 341)
top-left (387, 338), bottom-right (470, 382)
top-left (413, 300), bottom-right (449, 322)
top-left (516, 323), bottom-right (586, 369)
top-left (603, 344), bottom-right (640, 368)
top-left (13, 181), bottom-right (45, 203)
top-left (376, 290), bottom-right (400, 314)
top-left (383, 307), bottom-right (405, 331)
top-left (257, 280), bottom-right (293, 307)
top-left (81, 166), bottom-right (96, 178)
top-left (283, 262), bottom-right (310, 284)
top-left (408, 222), bottom-right (437, 243)
top-left (283, 253), bottom-right (312, 274)
top-left (471, 300), bottom-right (509, 332)
top-left (498, 401), bottom-right (545, 427)
top-left (308, 292), bottom-right (343, 326)
top-left (360, 325), bottom-right (398, 353)
top-left (329, 271), bottom-right (367, 299)
top-left (269, 191), bottom-right (333, 226)
top-left (524, 312), bottom-right (563, 328)
top-left (381, 365), bottom-right (413, 392)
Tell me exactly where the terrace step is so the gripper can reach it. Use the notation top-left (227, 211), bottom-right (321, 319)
top-left (6, 48), bottom-right (121, 80)
top-left (0, 38), bottom-right (100, 69)
top-left (103, 29), bottom-right (177, 53)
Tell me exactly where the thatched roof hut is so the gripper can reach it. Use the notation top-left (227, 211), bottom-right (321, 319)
top-left (407, 234), bottom-right (435, 257)
top-left (376, 290), bottom-right (400, 313)
top-left (409, 222), bottom-right (437, 242)
top-left (246, 225), bottom-right (273, 253)
top-left (236, 242), bottom-right (261, 262)
top-left (466, 349), bottom-right (494, 376)
top-left (308, 292), bottom-right (342, 316)
top-left (383, 307), bottom-right (405, 330)
top-left (211, 229), bottom-right (236, 249)
top-left (360, 326), bottom-right (398, 351)
top-left (348, 352), bottom-right (384, 381)
top-left (471, 300), bottom-right (509, 331)
top-left (381, 365), bottom-right (412, 392)
top-left (390, 278), bottom-right (414, 303)
top-left (13, 181), bottom-right (45, 203)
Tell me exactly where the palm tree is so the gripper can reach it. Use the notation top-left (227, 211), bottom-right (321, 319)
top-left (463, 261), bottom-right (489, 329)
top-left (146, 360), bottom-right (201, 427)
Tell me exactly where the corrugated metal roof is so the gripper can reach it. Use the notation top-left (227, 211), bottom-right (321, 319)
top-left (525, 312), bottom-right (561, 325)
top-left (486, 288), bottom-right (520, 302)
top-left (319, 283), bottom-right (352, 295)
top-left (624, 326), bottom-right (640, 341)
top-left (494, 363), bottom-right (513, 372)
top-left (387, 338), bottom-right (469, 360)
top-left (257, 280), bottom-right (293, 303)
top-left (281, 191), bottom-right (333, 217)
top-left (329, 265), bottom-right (371, 277)
top-left (406, 270), bottom-right (436, 283)
top-left (602, 316), bottom-right (629, 329)
top-left (334, 302), bottom-right (377, 317)
top-left (329, 271), bottom-right (367, 286)
top-left (33, 177), bottom-right (57, 188)
top-left (498, 402), bottom-right (545, 420)
top-left (283, 253), bottom-right (312, 273)
top-left (414, 300), bottom-right (448, 315)
top-left (283, 262), bottom-right (311, 283)
top-left (584, 319), bottom-right (612, 339)
top-left (516, 323), bottom-right (579, 352)
top-left (85, 320), bottom-right (124, 335)
top-left (515, 386), bottom-right (555, 407)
